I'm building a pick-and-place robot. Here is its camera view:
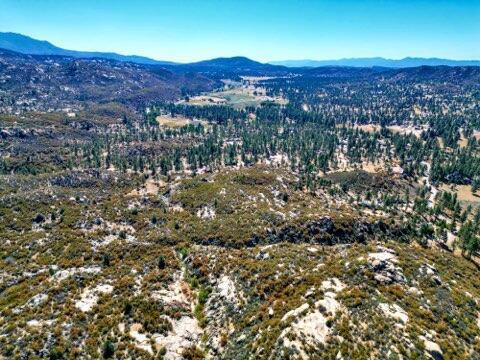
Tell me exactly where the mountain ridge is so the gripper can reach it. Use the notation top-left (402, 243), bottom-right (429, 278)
top-left (270, 57), bottom-right (480, 68)
top-left (0, 32), bottom-right (177, 65)
top-left (2, 32), bottom-right (480, 69)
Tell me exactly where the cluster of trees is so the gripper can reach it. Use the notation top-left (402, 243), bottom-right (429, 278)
top-left (3, 72), bottom-right (480, 259)
top-left (4, 97), bottom-right (479, 193)
top-left (261, 70), bottom-right (480, 133)
top-left (429, 191), bottom-right (480, 256)
top-left (48, 103), bottom-right (438, 193)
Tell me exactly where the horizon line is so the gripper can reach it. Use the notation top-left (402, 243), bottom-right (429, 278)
top-left (2, 31), bottom-right (480, 64)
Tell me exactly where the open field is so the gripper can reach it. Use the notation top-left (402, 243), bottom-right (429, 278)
top-left (440, 183), bottom-right (480, 207)
top-left (156, 114), bottom-right (206, 128)
top-left (178, 82), bottom-right (287, 109)
top-left (354, 124), bottom-right (381, 133)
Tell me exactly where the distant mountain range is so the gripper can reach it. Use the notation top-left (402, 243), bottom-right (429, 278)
top-left (1, 32), bottom-right (479, 69)
top-left (0, 32), bottom-right (176, 65)
top-left (270, 57), bottom-right (480, 68)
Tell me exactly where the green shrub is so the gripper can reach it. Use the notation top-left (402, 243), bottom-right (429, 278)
top-left (102, 340), bottom-right (115, 358)
top-left (158, 255), bottom-right (166, 269)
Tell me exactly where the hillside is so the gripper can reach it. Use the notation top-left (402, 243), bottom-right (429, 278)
top-left (170, 56), bottom-right (289, 78)
top-left (0, 32), bottom-right (176, 65)
top-left (1, 37), bottom-right (480, 360)
top-left (0, 49), bottom-right (215, 113)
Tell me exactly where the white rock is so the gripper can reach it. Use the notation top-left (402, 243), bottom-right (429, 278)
top-left (368, 251), bottom-right (396, 263)
top-left (75, 283), bottom-right (113, 312)
top-left (420, 336), bottom-right (443, 359)
top-left (27, 293), bottom-right (48, 308)
top-left (407, 287), bottom-right (423, 296)
top-left (154, 316), bottom-right (202, 360)
top-left (255, 251), bottom-right (270, 260)
top-left (26, 319), bottom-right (54, 328)
top-left (53, 266), bottom-right (101, 282)
top-left (130, 323), bottom-right (153, 355)
top-left (197, 205), bottom-right (216, 220)
top-left (281, 303), bottom-right (310, 322)
top-left (283, 310), bottom-right (330, 345)
top-left (218, 275), bottom-right (237, 302)
top-left (152, 271), bottom-right (190, 308)
top-left (316, 294), bottom-right (342, 315)
top-left (379, 303), bottom-right (409, 325)
top-left (321, 278), bottom-right (346, 293)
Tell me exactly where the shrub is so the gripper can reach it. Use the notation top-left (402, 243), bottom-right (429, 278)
top-left (103, 254), bottom-right (110, 267)
top-left (124, 302), bottom-right (132, 316)
top-left (158, 255), bottom-right (166, 270)
top-left (182, 346), bottom-right (203, 360)
top-left (33, 213), bottom-right (46, 223)
top-left (102, 340), bottom-right (115, 358)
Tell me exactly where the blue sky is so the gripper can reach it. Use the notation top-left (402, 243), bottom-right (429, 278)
top-left (0, 0), bottom-right (479, 62)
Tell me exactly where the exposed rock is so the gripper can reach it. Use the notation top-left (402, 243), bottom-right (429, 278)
top-left (151, 271), bottom-right (191, 310)
top-left (26, 319), bottom-right (55, 328)
top-left (90, 234), bottom-right (117, 250)
top-left (419, 263), bottom-right (437, 276)
top-left (74, 283), bottom-right (113, 312)
top-left (27, 293), bottom-right (48, 308)
top-left (255, 250), bottom-right (270, 260)
top-left (315, 293), bottom-right (343, 315)
top-left (52, 265), bottom-right (102, 283)
top-left (129, 323), bottom-right (153, 355)
top-left (281, 303), bottom-right (310, 322)
top-left (378, 302), bottom-right (409, 325)
top-left (407, 286), bottom-right (423, 296)
top-left (217, 275), bottom-right (238, 304)
top-left (321, 277), bottom-right (346, 293)
top-left (153, 316), bottom-right (202, 360)
top-left (281, 310), bottom-right (331, 352)
top-left (419, 264), bottom-right (442, 285)
top-left (197, 205), bottom-right (216, 220)
top-left (278, 277), bottom-right (346, 357)
top-left (205, 274), bottom-right (243, 356)
top-left (368, 247), bottom-right (406, 284)
top-left (420, 336), bottom-right (443, 360)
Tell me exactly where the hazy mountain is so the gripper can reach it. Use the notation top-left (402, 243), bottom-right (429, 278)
top-left (270, 57), bottom-right (480, 68)
top-left (4, 31), bottom-right (480, 76)
top-left (0, 32), bottom-right (176, 65)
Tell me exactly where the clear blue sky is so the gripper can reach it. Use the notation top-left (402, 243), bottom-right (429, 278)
top-left (1, 0), bottom-right (479, 62)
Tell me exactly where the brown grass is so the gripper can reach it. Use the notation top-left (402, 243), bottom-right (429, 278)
top-left (156, 115), bottom-right (192, 128)
top-left (440, 184), bottom-right (480, 204)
